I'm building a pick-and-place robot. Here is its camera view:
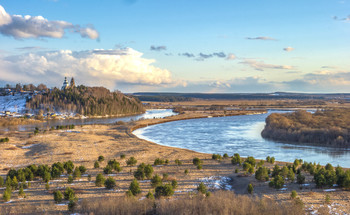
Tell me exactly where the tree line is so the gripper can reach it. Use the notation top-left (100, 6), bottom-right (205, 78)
top-left (261, 109), bottom-right (350, 147)
top-left (26, 85), bottom-right (145, 116)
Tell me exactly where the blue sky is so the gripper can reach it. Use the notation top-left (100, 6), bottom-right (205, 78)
top-left (0, 0), bottom-right (350, 93)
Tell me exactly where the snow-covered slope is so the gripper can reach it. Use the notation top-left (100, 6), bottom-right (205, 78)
top-left (0, 94), bottom-right (27, 113)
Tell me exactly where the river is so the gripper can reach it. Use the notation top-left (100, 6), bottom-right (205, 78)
top-left (2, 109), bottom-right (176, 132)
top-left (133, 110), bottom-right (350, 168)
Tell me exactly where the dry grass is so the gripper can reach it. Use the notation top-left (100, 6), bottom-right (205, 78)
top-left (78, 191), bottom-right (304, 215)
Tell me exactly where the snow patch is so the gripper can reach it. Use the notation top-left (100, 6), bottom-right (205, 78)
top-left (199, 176), bottom-right (232, 190)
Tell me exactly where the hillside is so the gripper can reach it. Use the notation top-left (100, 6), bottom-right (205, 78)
top-left (261, 109), bottom-right (350, 147)
top-left (26, 85), bottom-right (145, 116)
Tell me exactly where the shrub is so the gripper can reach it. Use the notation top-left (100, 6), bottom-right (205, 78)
top-left (231, 153), bottom-right (241, 165)
top-left (95, 174), bottom-right (105, 187)
top-left (192, 158), bottom-right (202, 166)
top-left (247, 184), bottom-right (253, 194)
top-left (78, 165), bottom-right (87, 174)
top-left (11, 176), bottom-right (19, 190)
top-left (0, 176), bottom-right (3, 187)
top-left (105, 177), bottom-right (117, 189)
top-left (197, 164), bottom-right (203, 170)
top-left (94, 161), bottom-right (100, 169)
top-left (43, 171), bottom-right (51, 183)
top-left (269, 175), bottom-right (284, 189)
top-left (287, 169), bottom-right (295, 182)
top-left (255, 167), bottom-right (269, 181)
top-left (129, 179), bottom-right (141, 196)
top-left (184, 169), bottom-right (189, 174)
top-left (126, 157), bottom-right (138, 166)
top-left (146, 191), bottom-right (155, 200)
top-left (73, 167), bottom-right (81, 179)
top-left (175, 159), bottom-right (182, 165)
top-left (64, 187), bottom-right (75, 200)
top-left (107, 159), bottom-right (122, 172)
top-left (98, 155), bottom-right (105, 162)
top-left (125, 190), bottom-right (133, 197)
top-left (297, 173), bottom-right (305, 184)
top-left (212, 154), bottom-right (222, 161)
top-left (68, 199), bottom-right (78, 212)
top-left (45, 182), bottom-right (50, 190)
top-left (325, 194), bottom-right (331, 204)
top-left (294, 159), bottom-right (300, 167)
top-left (68, 175), bottom-right (73, 184)
top-left (103, 165), bottom-right (113, 174)
top-left (270, 157), bottom-right (275, 164)
top-left (0, 137), bottom-right (9, 143)
top-left (291, 190), bottom-right (297, 199)
top-left (155, 184), bottom-right (174, 198)
top-left (162, 173), bottom-right (169, 181)
top-left (197, 182), bottom-right (207, 194)
top-left (151, 174), bottom-right (162, 188)
top-left (171, 179), bottom-right (178, 189)
top-left (243, 162), bottom-right (251, 172)
top-left (3, 186), bottom-right (11, 202)
top-left (235, 169), bottom-right (239, 173)
top-left (245, 156), bottom-right (256, 166)
top-left (120, 154), bottom-right (126, 159)
top-left (54, 190), bottom-right (63, 203)
top-left (64, 161), bottom-right (74, 174)
top-left (154, 158), bottom-right (165, 166)
top-left (134, 163), bottom-right (153, 180)
top-left (223, 153), bottom-right (229, 158)
top-left (266, 156), bottom-right (271, 163)
top-left (88, 174), bottom-right (92, 181)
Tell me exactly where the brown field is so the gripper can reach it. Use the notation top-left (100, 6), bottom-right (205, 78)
top-left (0, 110), bottom-right (349, 214)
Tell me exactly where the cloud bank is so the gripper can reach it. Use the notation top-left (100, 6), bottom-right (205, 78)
top-left (150, 45), bottom-right (167, 51)
top-left (0, 5), bottom-right (99, 39)
top-left (246, 36), bottom-right (277, 41)
top-left (240, 59), bottom-right (294, 71)
top-left (0, 48), bottom-right (173, 89)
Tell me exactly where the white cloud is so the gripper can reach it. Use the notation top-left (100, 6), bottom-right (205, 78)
top-left (0, 48), bottom-right (174, 89)
top-left (240, 59), bottom-right (294, 71)
top-left (0, 5), bottom-right (99, 39)
top-left (226, 53), bottom-right (236, 60)
top-left (209, 81), bottom-right (231, 88)
top-left (283, 47), bottom-right (294, 52)
top-left (246, 36), bottom-right (277, 41)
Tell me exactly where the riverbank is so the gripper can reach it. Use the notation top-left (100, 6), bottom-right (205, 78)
top-left (0, 110), bottom-right (349, 214)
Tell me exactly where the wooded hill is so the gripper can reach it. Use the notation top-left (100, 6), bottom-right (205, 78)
top-left (261, 109), bottom-right (350, 147)
top-left (26, 85), bottom-right (145, 116)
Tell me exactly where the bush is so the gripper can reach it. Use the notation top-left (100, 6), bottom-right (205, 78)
top-left (197, 182), bottom-right (207, 194)
top-left (162, 173), bottom-right (169, 181)
top-left (212, 154), bottom-right (222, 161)
top-left (45, 182), bottom-right (50, 190)
top-left (155, 184), bottom-right (174, 198)
top-left (120, 154), bottom-right (126, 159)
top-left (3, 186), bottom-right (11, 202)
top-left (197, 164), bottom-right (203, 170)
top-left (107, 159), bottom-right (122, 172)
top-left (223, 153), bottom-right (229, 158)
top-left (68, 175), bottom-right (73, 184)
top-left (94, 161), bottom-right (100, 169)
top-left (129, 179), bottom-right (141, 196)
top-left (165, 159), bottom-right (169, 165)
top-left (325, 194), bottom-right (331, 204)
top-left (193, 158), bottom-right (202, 166)
top-left (78, 165), bottom-right (87, 174)
top-left (255, 167), bottom-right (269, 181)
top-left (105, 177), bottom-right (117, 189)
top-left (64, 187), bottom-right (75, 200)
top-left (98, 155), bottom-right (105, 162)
top-left (245, 156), bottom-right (256, 166)
top-left (19, 186), bottom-right (25, 198)
top-left (134, 163), bottom-right (153, 180)
top-left (297, 173), bottom-right (305, 184)
top-left (73, 167), bottom-right (81, 179)
top-left (154, 158), bottom-right (165, 166)
top-left (95, 173), bottom-right (105, 187)
top-left (243, 162), bottom-right (251, 172)
top-left (269, 175), bottom-right (284, 189)
top-left (270, 157), bottom-right (275, 164)
top-left (64, 161), bottom-right (74, 174)
top-left (0, 137), bottom-right (9, 143)
top-left (88, 174), bottom-right (92, 181)
top-left (151, 174), bottom-right (162, 188)
top-left (247, 184), bottom-right (253, 194)
top-left (125, 190), bottom-right (133, 197)
top-left (231, 153), bottom-right (241, 165)
top-left (103, 165), bottom-right (113, 174)
top-left (184, 169), bottom-right (189, 174)
top-left (11, 176), bottom-right (19, 190)
top-left (291, 190), bottom-right (297, 199)
top-left (175, 159), bottom-right (182, 166)
top-left (171, 179), bottom-right (178, 189)
top-left (54, 190), bottom-right (63, 203)
top-left (126, 157), bottom-right (138, 166)
top-left (146, 191), bottom-right (155, 200)
top-left (0, 176), bottom-right (3, 187)
top-left (68, 199), bottom-right (77, 212)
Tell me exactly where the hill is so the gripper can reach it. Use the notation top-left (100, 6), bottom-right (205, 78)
top-left (26, 85), bottom-right (145, 116)
top-left (261, 109), bottom-right (350, 147)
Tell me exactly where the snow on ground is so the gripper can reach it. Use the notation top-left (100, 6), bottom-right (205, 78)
top-left (0, 94), bottom-right (27, 113)
top-left (199, 176), bottom-right (233, 190)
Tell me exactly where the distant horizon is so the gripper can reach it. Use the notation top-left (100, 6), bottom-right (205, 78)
top-left (1, 1), bottom-right (350, 93)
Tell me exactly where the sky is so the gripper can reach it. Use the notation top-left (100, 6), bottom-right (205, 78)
top-left (0, 0), bottom-right (350, 93)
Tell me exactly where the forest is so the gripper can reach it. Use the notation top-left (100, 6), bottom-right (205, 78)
top-left (26, 85), bottom-right (145, 116)
top-left (261, 109), bottom-right (350, 147)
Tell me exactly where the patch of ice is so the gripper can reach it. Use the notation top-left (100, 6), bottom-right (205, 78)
top-left (302, 184), bottom-right (310, 186)
top-left (22, 144), bottom-right (37, 149)
top-left (279, 188), bottom-right (287, 191)
top-left (323, 189), bottom-right (336, 192)
top-left (199, 176), bottom-right (232, 190)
